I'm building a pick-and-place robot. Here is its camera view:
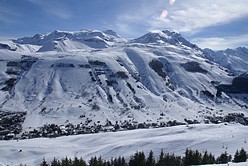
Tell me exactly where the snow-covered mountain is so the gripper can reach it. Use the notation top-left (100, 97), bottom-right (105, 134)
top-left (131, 30), bottom-right (199, 50)
top-left (0, 29), bottom-right (126, 53)
top-left (204, 47), bottom-right (248, 75)
top-left (0, 29), bottom-right (247, 135)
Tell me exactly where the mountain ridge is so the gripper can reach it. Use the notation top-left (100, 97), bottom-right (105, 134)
top-left (204, 47), bottom-right (248, 75)
top-left (0, 29), bottom-right (247, 136)
top-left (0, 29), bottom-right (247, 55)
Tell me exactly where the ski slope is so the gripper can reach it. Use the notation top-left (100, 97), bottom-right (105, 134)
top-left (0, 123), bottom-right (247, 165)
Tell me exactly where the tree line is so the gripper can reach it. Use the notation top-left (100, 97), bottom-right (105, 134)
top-left (39, 148), bottom-right (247, 166)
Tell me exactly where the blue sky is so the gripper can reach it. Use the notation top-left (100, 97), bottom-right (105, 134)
top-left (0, 0), bottom-right (248, 50)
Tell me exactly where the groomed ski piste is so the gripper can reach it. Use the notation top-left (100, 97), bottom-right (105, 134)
top-left (0, 123), bottom-right (247, 165)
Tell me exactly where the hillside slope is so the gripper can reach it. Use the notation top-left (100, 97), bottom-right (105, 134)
top-left (204, 47), bottom-right (248, 75)
top-left (0, 124), bottom-right (247, 165)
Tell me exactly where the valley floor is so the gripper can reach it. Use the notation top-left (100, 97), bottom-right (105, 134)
top-left (0, 123), bottom-right (247, 166)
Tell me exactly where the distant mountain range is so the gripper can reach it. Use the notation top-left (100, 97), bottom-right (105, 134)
top-left (0, 29), bottom-right (247, 135)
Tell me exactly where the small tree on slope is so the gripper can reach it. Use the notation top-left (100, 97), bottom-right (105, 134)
top-left (233, 148), bottom-right (247, 163)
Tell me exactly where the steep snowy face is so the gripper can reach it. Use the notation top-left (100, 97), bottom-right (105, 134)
top-left (0, 40), bottom-right (41, 53)
top-left (103, 30), bottom-right (121, 38)
top-left (14, 30), bottom-right (125, 51)
top-left (204, 47), bottom-right (248, 75)
top-left (131, 30), bottom-right (198, 49)
top-left (0, 42), bottom-right (17, 51)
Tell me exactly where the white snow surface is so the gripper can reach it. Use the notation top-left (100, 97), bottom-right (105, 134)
top-left (0, 123), bottom-right (247, 165)
top-left (204, 47), bottom-right (248, 75)
top-left (13, 29), bottom-right (126, 52)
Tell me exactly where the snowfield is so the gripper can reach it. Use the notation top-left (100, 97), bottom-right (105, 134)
top-left (0, 123), bottom-right (247, 165)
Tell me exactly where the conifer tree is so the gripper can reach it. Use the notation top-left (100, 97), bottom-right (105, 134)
top-left (89, 156), bottom-right (98, 166)
top-left (164, 153), bottom-right (183, 166)
top-left (40, 158), bottom-right (49, 166)
top-left (61, 157), bottom-right (70, 166)
top-left (146, 150), bottom-right (156, 166)
top-left (192, 150), bottom-right (202, 165)
top-left (156, 149), bottom-right (165, 166)
top-left (216, 151), bottom-right (229, 164)
top-left (184, 148), bottom-right (193, 165)
top-left (201, 151), bottom-right (209, 164)
top-left (116, 156), bottom-right (126, 166)
top-left (51, 158), bottom-right (61, 166)
top-left (129, 151), bottom-right (146, 166)
top-left (233, 148), bottom-right (247, 163)
top-left (78, 157), bottom-right (87, 166)
top-left (97, 156), bottom-right (103, 166)
top-left (73, 157), bottom-right (80, 166)
top-left (68, 158), bottom-right (73, 166)
top-left (239, 148), bottom-right (247, 162)
top-left (204, 151), bottom-right (216, 164)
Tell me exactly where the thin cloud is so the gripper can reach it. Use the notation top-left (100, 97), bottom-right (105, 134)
top-left (115, 0), bottom-right (248, 36)
top-left (114, 1), bottom-right (161, 37)
top-left (191, 34), bottom-right (248, 50)
top-left (161, 0), bottom-right (248, 33)
top-left (0, 36), bottom-right (17, 40)
top-left (0, 5), bottom-right (20, 24)
top-left (26, 0), bottom-right (72, 19)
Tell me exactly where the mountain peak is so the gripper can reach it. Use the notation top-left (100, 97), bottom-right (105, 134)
top-left (131, 30), bottom-right (176, 44)
top-left (161, 29), bottom-right (180, 37)
top-left (12, 29), bottom-right (125, 51)
top-left (131, 29), bottom-right (198, 49)
top-left (103, 30), bottom-right (120, 38)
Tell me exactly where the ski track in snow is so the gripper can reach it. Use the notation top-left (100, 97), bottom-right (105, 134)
top-left (0, 124), bottom-right (247, 166)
